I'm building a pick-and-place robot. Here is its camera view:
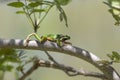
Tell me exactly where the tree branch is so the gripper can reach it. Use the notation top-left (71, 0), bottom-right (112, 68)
top-left (0, 39), bottom-right (120, 80)
top-left (19, 57), bottom-right (107, 80)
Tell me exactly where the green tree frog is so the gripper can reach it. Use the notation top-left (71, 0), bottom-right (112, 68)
top-left (26, 33), bottom-right (71, 46)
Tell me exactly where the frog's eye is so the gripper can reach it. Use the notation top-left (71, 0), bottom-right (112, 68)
top-left (57, 34), bottom-right (63, 38)
top-left (65, 35), bottom-right (70, 39)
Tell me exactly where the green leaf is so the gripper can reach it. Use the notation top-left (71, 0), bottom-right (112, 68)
top-left (30, 9), bottom-right (45, 15)
top-left (104, 0), bottom-right (120, 25)
top-left (54, 0), bottom-right (68, 27)
top-left (4, 65), bottom-right (14, 71)
top-left (32, 9), bottom-right (45, 13)
top-left (109, 9), bottom-right (120, 25)
top-left (16, 65), bottom-right (23, 71)
top-left (59, 12), bottom-right (63, 21)
top-left (0, 48), bottom-right (16, 55)
top-left (107, 51), bottom-right (120, 63)
top-left (0, 48), bottom-right (21, 63)
top-left (107, 54), bottom-right (114, 60)
top-left (57, 0), bottom-right (72, 6)
top-left (28, 2), bottom-right (41, 7)
top-left (16, 11), bottom-right (25, 14)
top-left (7, 2), bottom-right (24, 8)
top-left (0, 48), bottom-right (23, 71)
top-left (28, 0), bottom-right (43, 2)
top-left (0, 65), bottom-right (13, 71)
top-left (43, 1), bottom-right (54, 5)
top-left (59, 12), bottom-right (68, 27)
top-left (112, 51), bottom-right (120, 62)
top-left (62, 10), bottom-right (68, 27)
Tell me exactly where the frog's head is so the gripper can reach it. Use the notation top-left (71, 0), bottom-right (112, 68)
top-left (58, 34), bottom-right (70, 41)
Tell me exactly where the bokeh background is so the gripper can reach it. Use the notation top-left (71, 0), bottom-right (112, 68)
top-left (0, 0), bottom-right (120, 80)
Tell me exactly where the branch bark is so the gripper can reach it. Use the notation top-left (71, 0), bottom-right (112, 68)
top-left (0, 39), bottom-right (120, 80)
top-left (19, 57), bottom-right (107, 80)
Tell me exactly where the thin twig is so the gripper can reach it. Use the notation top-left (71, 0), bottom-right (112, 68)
top-left (19, 57), bottom-right (107, 80)
top-left (19, 57), bottom-right (39, 80)
top-left (37, 4), bottom-right (54, 26)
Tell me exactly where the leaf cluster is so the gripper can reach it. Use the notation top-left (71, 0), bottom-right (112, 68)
top-left (107, 51), bottom-right (120, 63)
top-left (104, 0), bottom-right (120, 25)
top-left (7, 0), bottom-right (72, 32)
top-left (0, 48), bottom-right (21, 71)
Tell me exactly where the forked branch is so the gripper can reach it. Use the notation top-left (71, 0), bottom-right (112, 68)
top-left (19, 57), bottom-right (107, 80)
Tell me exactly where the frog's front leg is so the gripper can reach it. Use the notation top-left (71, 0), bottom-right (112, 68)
top-left (56, 39), bottom-right (63, 47)
top-left (63, 41), bottom-right (72, 45)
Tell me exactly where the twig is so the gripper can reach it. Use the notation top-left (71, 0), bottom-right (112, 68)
top-left (44, 51), bottom-right (107, 79)
top-left (44, 50), bottom-right (58, 64)
top-left (19, 57), bottom-right (39, 80)
top-left (19, 57), bottom-right (107, 80)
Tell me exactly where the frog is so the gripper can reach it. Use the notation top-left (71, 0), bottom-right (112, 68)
top-left (25, 33), bottom-right (71, 46)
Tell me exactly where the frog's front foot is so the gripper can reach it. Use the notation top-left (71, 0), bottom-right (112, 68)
top-left (58, 41), bottom-right (72, 47)
top-left (62, 41), bottom-right (72, 46)
top-left (64, 41), bottom-right (72, 45)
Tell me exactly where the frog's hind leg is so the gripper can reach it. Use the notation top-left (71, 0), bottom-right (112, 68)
top-left (40, 36), bottom-right (47, 43)
top-left (25, 33), bottom-right (38, 46)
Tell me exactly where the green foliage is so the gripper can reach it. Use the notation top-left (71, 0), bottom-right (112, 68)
top-left (16, 56), bottom-right (38, 72)
top-left (107, 51), bottom-right (120, 63)
top-left (54, 0), bottom-right (69, 27)
top-left (28, 2), bottom-right (41, 7)
top-left (0, 48), bottom-right (21, 71)
top-left (104, 0), bottom-right (120, 25)
top-left (7, 0), bottom-right (72, 32)
top-left (7, 2), bottom-right (24, 8)
top-left (16, 11), bottom-right (25, 14)
top-left (57, 0), bottom-right (71, 6)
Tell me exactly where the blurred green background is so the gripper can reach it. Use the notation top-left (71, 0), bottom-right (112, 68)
top-left (0, 0), bottom-right (120, 80)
